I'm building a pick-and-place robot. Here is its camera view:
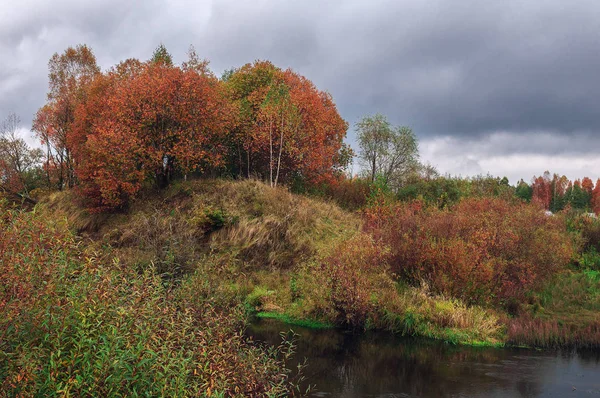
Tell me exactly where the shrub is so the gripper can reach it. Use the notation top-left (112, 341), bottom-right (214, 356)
top-left (0, 208), bottom-right (298, 396)
top-left (364, 197), bottom-right (577, 306)
top-left (320, 234), bottom-right (390, 327)
top-left (569, 213), bottom-right (600, 251)
top-left (321, 177), bottom-right (374, 210)
top-left (578, 247), bottom-right (600, 270)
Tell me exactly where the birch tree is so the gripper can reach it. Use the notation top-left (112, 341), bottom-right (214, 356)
top-left (356, 114), bottom-right (418, 189)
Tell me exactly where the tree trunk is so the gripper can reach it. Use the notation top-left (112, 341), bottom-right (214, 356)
top-left (45, 144), bottom-right (51, 188)
top-left (237, 143), bottom-right (243, 178)
top-left (274, 111), bottom-right (284, 188)
top-left (371, 156), bottom-right (376, 183)
top-left (246, 133), bottom-right (252, 179)
top-left (269, 118), bottom-right (274, 187)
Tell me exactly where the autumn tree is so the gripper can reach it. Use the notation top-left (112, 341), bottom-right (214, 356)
top-left (356, 114), bottom-right (418, 189)
top-left (32, 44), bottom-right (100, 189)
top-left (531, 171), bottom-right (552, 209)
top-left (280, 69), bottom-right (348, 184)
top-left (0, 113), bottom-right (43, 197)
top-left (577, 176), bottom-right (595, 211)
top-left (224, 61), bottom-right (348, 186)
top-left (224, 61), bottom-right (279, 178)
top-left (582, 177), bottom-right (594, 196)
top-left (75, 51), bottom-right (232, 210)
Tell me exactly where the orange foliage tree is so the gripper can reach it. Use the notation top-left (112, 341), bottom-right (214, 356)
top-left (582, 177), bottom-right (595, 195)
top-left (531, 171), bottom-right (552, 209)
top-left (225, 61), bottom-right (348, 186)
top-left (32, 45), bottom-right (100, 189)
top-left (73, 56), bottom-right (232, 210)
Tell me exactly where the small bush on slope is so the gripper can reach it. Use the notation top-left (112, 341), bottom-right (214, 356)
top-left (0, 207), bottom-right (298, 396)
top-left (309, 235), bottom-right (503, 343)
top-left (320, 234), bottom-right (390, 327)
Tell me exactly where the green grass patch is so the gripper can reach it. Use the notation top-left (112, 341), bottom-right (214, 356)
top-left (256, 312), bottom-right (334, 329)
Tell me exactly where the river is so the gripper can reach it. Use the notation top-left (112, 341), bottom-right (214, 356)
top-left (247, 318), bottom-right (600, 397)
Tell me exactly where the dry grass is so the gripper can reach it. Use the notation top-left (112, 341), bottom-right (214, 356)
top-left (37, 190), bottom-right (108, 233)
top-left (200, 179), bottom-right (361, 268)
top-left (507, 316), bottom-right (600, 348)
top-left (371, 281), bottom-right (503, 344)
top-left (37, 178), bottom-right (361, 276)
top-left (509, 269), bottom-right (600, 347)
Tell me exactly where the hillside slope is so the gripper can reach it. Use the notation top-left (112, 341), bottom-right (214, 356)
top-left (36, 179), bottom-right (503, 345)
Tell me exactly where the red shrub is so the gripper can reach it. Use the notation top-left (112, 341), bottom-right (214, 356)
top-left (321, 234), bottom-right (389, 327)
top-left (364, 197), bottom-right (576, 305)
top-left (323, 177), bottom-right (374, 210)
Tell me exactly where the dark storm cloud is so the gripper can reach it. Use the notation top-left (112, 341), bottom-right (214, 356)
top-left (2, 0), bottom-right (600, 178)
top-left (196, 0), bottom-right (600, 145)
top-left (0, 0), bottom-right (159, 130)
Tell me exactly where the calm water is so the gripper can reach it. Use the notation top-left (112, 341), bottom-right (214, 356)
top-left (247, 318), bottom-right (600, 397)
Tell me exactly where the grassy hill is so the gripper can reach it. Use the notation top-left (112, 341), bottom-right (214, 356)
top-left (37, 179), bottom-right (503, 344)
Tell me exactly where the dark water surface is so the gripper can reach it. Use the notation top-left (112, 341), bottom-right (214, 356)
top-left (247, 318), bottom-right (600, 397)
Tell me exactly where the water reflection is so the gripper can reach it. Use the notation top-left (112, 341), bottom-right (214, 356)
top-left (247, 319), bottom-right (600, 397)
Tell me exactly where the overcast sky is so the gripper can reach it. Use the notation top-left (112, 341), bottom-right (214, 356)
top-left (2, 0), bottom-right (600, 184)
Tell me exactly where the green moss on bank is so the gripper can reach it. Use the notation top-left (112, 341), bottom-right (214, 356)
top-left (256, 312), bottom-right (334, 330)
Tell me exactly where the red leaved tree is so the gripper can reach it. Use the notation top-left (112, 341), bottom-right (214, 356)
top-left (225, 61), bottom-right (348, 186)
top-left (32, 45), bottom-right (100, 190)
top-left (74, 60), bottom-right (232, 210)
top-left (531, 171), bottom-right (552, 209)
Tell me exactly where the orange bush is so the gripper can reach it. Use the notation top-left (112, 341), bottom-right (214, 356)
top-left (364, 197), bottom-right (577, 305)
top-left (321, 235), bottom-right (389, 327)
top-left (321, 177), bottom-right (374, 210)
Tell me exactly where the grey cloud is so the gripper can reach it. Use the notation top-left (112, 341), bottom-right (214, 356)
top-left (423, 130), bottom-right (600, 160)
